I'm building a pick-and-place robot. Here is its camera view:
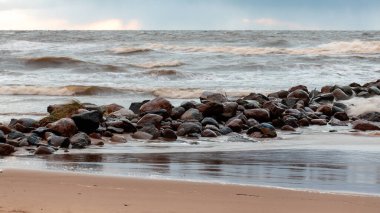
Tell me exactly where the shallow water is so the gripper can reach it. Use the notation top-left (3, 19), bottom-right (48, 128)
top-left (2, 133), bottom-right (380, 195)
top-left (0, 31), bottom-right (380, 121)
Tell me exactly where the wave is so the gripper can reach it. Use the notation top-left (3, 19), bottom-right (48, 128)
top-left (0, 85), bottom-right (123, 96)
top-left (147, 40), bottom-right (380, 55)
top-left (142, 69), bottom-right (183, 77)
top-left (112, 47), bottom-right (152, 55)
top-left (24, 56), bottom-right (122, 72)
top-left (25, 56), bottom-right (84, 67)
top-left (131, 60), bottom-right (185, 69)
top-left (0, 85), bottom-right (251, 99)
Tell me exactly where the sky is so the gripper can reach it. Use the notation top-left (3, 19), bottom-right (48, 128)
top-left (0, 0), bottom-right (379, 30)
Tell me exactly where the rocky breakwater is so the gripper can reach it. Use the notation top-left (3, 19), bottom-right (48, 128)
top-left (1, 79), bottom-right (380, 156)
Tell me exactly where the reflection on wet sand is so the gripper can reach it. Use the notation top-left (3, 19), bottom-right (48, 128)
top-left (18, 149), bottom-right (379, 195)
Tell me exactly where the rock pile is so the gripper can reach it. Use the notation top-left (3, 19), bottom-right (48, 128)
top-left (0, 79), bottom-right (380, 156)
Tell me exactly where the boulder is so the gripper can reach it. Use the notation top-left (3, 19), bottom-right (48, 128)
top-left (104, 103), bottom-right (124, 114)
top-left (110, 135), bottom-right (127, 143)
top-left (263, 101), bottom-right (286, 119)
top-left (287, 89), bottom-right (310, 104)
top-left (244, 109), bottom-right (270, 122)
top-left (369, 86), bottom-right (380, 95)
top-left (243, 93), bottom-right (269, 104)
top-left (219, 126), bottom-right (233, 135)
top-left (201, 129), bottom-right (218, 137)
top-left (226, 118), bottom-right (244, 132)
top-left (132, 131), bottom-right (154, 140)
top-left (129, 101), bottom-right (149, 114)
top-left (197, 102), bottom-right (224, 117)
top-left (139, 125), bottom-right (160, 139)
top-left (0, 144), bottom-right (15, 156)
top-left (329, 117), bottom-right (348, 126)
top-left (358, 112), bottom-right (380, 122)
top-left (110, 108), bottom-right (137, 120)
top-left (334, 112), bottom-right (349, 121)
top-left (171, 106), bottom-right (186, 119)
top-left (47, 118), bottom-right (77, 137)
top-left (137, 114), bottom-right (163, 128)
top-left (200, 92), bottom-right (228, 103)
top-left (298, 118), bottom-right (310, 126)
top-left (7, 130), bottom-right (25, 140)
top-left (352, 120), bottom-right (380, 131)
top-left (161, 129), bottom-right (177, 141)
top-left (0, 125), bottom-right (12, 135)
top-left (281, 125), bottom-right (296, 131)
top-left (71, 110), bottom-right (102, 133)
top-left (9, 118), bottom-right (38, 129)
top-left (222, 102), bottom-right (238, 118)
top-left (332, 88), bottom-right (350, 101)
top-left (48, 134), bottom-right (70, 148)
top-left (70, 132), bottom-right (91, 149)
top-left (289, 85), bottom-right (308, 93)
top-left (247, 123), bottom-right (277, 138)
top-left (180, 101), bottom-right (198, 110)
top-left (26, 134), bottom-right (41, 146)
top-left (34, 146), bottom-right (55, 155)
top-left (316, 105), bottom-right (333, 117)
top-left (201, 117), bottom-right (219, 127)
top-left (283, 116), bottom-right (299, 128)
top-left (176, 122), bottom-right (202, 136)
top-left (139, 98), bottom-right (173, 116)
top-left (181, 108), bottom-right (203, 121)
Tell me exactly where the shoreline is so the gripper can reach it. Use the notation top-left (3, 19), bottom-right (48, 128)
top-left (2, 167), bottom-right (380, 198)
top-left (1, 169), bottom-right (380, 213)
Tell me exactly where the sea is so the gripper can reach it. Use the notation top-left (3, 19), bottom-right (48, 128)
top-left (0, 31), bottom-right (380, 195)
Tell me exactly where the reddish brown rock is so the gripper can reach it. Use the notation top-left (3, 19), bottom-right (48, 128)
top-left (317, 105), bottom-right (333, 117)
top-left (34, 146), bottom-right (55, 155)
top-left (161, 129), bottom-right (177, 141)
top-left (139, 97), bottom-right (173, 116)
top-left (352, 120), bottom-right (380, 131)
top-left (132, 131), bottom-right (154, 140)
top-left (287, 89), bottom-right (310, 103)
top-left (200, 92), bottom-right (228, 103)
top-left (137, 114), bottom-right (163, 128)
top-left (197, 102), bottom-right (224, 117)
top-left (244, 109), bottom-right (270, 122)
top-left (0, 144), bottom-right (15, 156)
top-left (226, 118), bottom-right (244, 132)
top-left (104, 103), bottom-right (124, 114)
top-left (281, 125), bottom-right (296, 131)
top-left (46, 118), bottom-right (78, 137)
top-left (334, 112), bottom-right (349, 121)
top-left (201, 129), bottom-right (218, 137)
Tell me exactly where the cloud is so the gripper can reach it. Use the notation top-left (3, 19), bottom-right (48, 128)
top-left (79, 19), bottom-right (141, 30)
top-left (0, 9), bottom-right (141, 30)
top-left (242, 17), bottom-right (305, 30)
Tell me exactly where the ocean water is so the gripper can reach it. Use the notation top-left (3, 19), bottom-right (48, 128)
top-left (0, 31), bottom-right (380, 120)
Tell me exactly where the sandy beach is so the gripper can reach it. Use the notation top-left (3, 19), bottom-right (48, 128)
top-left (0, 169), bottom-right (379, 213)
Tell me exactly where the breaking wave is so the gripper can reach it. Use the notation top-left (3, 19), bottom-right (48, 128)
top-left (147, 40), bottom-right (380, 55)
top-left (131, 60), bottom-right (185, 69)
top-left (343, 96), bottom-right (380, 117)
top-left (142, 69), bottom-right (184, 77)
top-left (24, 56), bottom-right (122, 71)
top-left (0, 85), bottom-right (250, 99)
top-left (0, 85), bottom-right (123, 96)
top-left (112, 47), bottom-right (153, 55)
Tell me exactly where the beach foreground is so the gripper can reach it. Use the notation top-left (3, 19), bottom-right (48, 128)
top-left (0, 169), bottom-right (379, 213)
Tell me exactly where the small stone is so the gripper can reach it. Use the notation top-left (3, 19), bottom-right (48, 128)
top-left (201, 129), bottom-right (218, 137)
top-left (281, 125), bottom-right (296, 131)
top-left (111, 135), bottom-right (127, 143)
top-left (34, 146), bottom-right (55, 155)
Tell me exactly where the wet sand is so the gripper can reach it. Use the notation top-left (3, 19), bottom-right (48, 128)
top-left (0, 169), bottom-right (379, 213)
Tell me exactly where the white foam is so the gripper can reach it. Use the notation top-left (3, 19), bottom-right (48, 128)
top-left (343, 96), bottom-right (380, 117)
top-left (147, 40), bottom-right (380, 55)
